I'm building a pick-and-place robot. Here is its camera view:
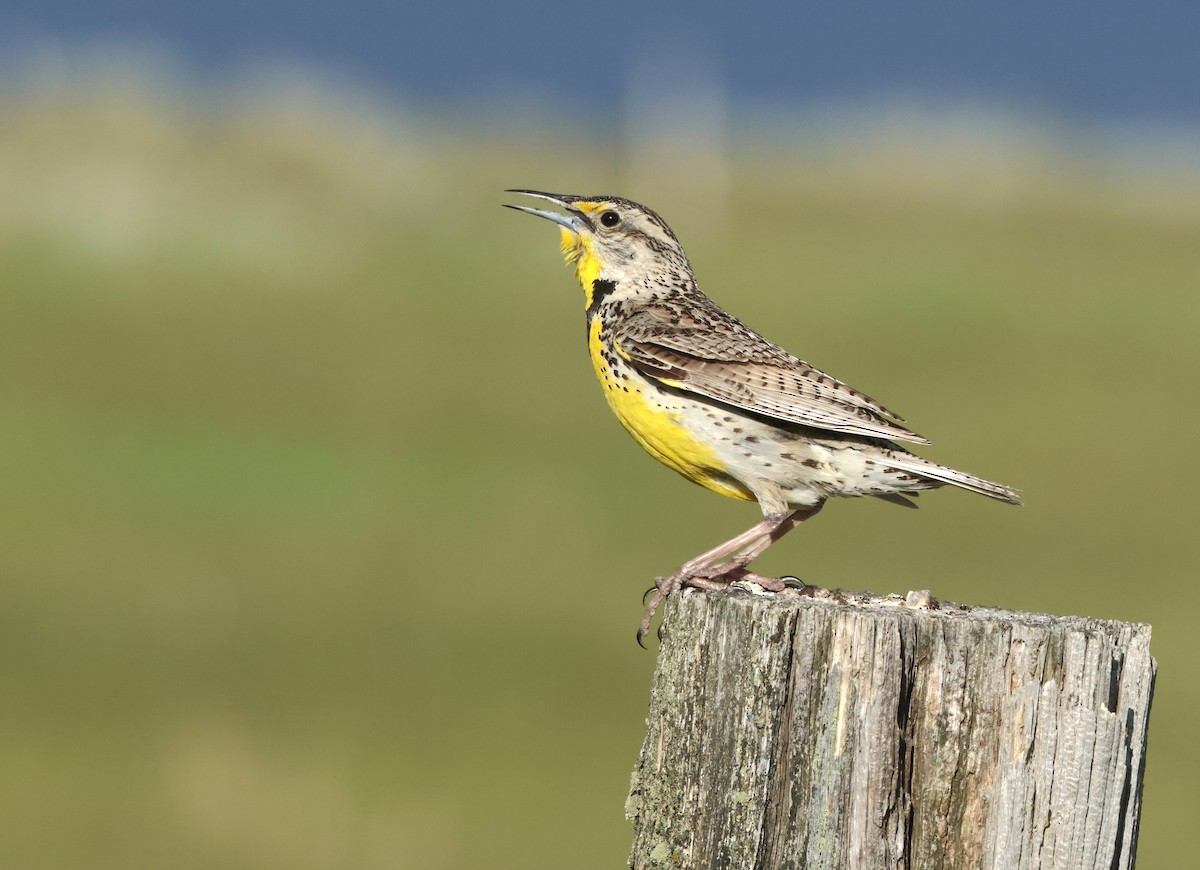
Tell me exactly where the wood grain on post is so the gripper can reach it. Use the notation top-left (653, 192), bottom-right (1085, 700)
top-left (626, 587), bottom-right (1154, 870)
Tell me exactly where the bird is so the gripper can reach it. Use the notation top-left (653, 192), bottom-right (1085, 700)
top-left (504, 190), bottom-right (1020, 644)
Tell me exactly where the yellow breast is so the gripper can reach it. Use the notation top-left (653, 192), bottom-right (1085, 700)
top-left (587, 318), bottom-right (752, 501)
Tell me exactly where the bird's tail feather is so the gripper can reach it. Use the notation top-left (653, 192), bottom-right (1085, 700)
top-left (889, 456), bottom-right (1022, 505)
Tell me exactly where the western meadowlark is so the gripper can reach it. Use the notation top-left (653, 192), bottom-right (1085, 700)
top-left (505, 190), bottom-right (1020, 643)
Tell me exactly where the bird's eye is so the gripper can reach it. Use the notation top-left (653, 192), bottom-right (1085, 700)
top-left (599, 210), bottom-right (621, 228)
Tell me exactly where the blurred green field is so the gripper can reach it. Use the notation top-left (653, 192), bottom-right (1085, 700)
top-left (1, 90), bottom-right (1198, 868)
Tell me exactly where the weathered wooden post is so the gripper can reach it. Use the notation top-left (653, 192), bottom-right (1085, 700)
top-left (627, 587), bottom-right (1154, 870)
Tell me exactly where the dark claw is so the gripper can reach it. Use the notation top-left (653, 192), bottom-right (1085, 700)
top-left (782, 575), bottom-right (807, 590)
top-left (643, 585), bottom-right (658, 605)
top-left (636, 627), bottom-right (649, 650)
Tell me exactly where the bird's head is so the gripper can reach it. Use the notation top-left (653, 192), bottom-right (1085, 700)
top-left (504, 190), bottom-right (691, 310)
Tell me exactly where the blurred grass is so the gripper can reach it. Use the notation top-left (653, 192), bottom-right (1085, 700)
top-left (1, 88), bottom-right (1198, 868)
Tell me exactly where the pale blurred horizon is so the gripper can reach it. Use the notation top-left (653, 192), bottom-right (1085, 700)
top-left (6, 49), bottom-right (1200, 247)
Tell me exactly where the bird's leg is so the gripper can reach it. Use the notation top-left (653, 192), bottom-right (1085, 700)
top-left (677, 514), bottom-right (787, 579)
top-left (637, 501), bottom-right (826, 646)
top-left (638, 515), bottom-right (783, 645)
top-left (638, 501), bottom-right (824, 645)
top-left (709, 501), bottom-right (825, 580)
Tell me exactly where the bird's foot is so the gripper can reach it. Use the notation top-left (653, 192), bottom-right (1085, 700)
top-left (637, 569), bottom-right (723, 647)
top-left (725, 568), bottom-right (788, 592)
top-left (637, 564), bottom-right (796, 646)
top-left (638, 573), bottom-right (682, 648)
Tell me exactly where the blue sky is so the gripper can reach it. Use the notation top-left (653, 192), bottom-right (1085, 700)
top-left (3, 1), bottom-right (1199, 126)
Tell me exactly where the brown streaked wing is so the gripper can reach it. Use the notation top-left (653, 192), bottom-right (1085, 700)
top-left (616, 326), bottom-right (930, 445)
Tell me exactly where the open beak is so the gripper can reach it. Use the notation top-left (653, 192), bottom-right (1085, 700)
top-left (503, 189), bottom-right (591, 233)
